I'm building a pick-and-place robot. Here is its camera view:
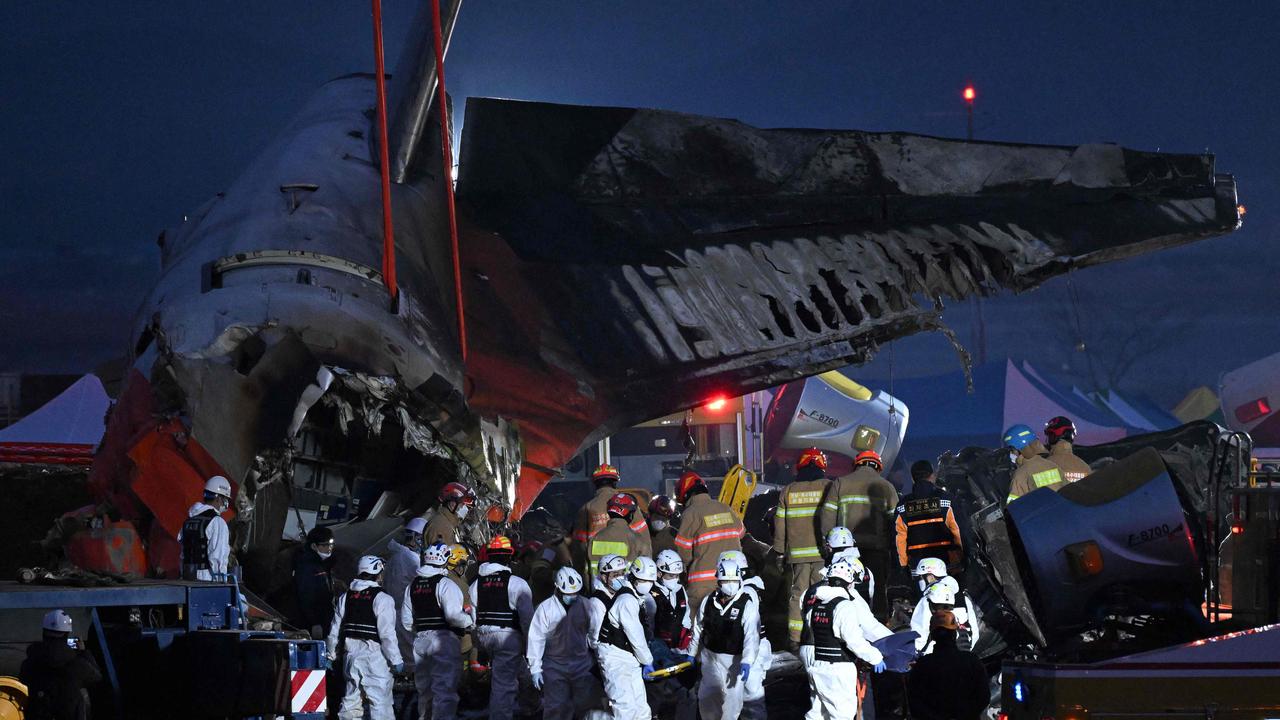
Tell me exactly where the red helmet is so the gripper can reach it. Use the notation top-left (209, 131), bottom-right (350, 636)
top-left (439, 482), bottom-right (476, 506)
top-left (607, 492), bottom-right (637, 519)
top-left (797, 447), bottom-right (828, 470)
top-left (1044, 416), bottom-right (1076, 445)
top-left (649, 495), bottom-right (677, 519)
top-left (675, 471), bottom-right (706, 504)
top-left (854, 450), bottom-right (883, 471)
top-left (591, 463), bottom-right (620, 486)
top-left (483, 535), bottom-right (514, 561)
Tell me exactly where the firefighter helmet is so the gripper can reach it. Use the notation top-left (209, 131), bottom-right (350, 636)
top-left (1002, 424), bottom-right (1037, 451)
top-left (591, 463), bottom-right (621, 486)
top-left (447, 544), bottom-right (469, 571)
top-left (439, 482), bottom-right (476, 506)
top-left (357, 555), bottom-right (385, 576)
top-left (797, 447), bottom-right (828, 470)
top-left (423, 542), bottom-right (452, 567)
top-left (1044, 416), bottom-right (1077, 445)
top-left (649, 495), bottom-right (677, 519)
top-left (854, 450), bottom-right (883, 471)
top-left (483, 535), bottom-right (514, 562)
top-left (675, 470), bottom-right (706, 504)
top-left (606, 492), bottom-right (638, 519)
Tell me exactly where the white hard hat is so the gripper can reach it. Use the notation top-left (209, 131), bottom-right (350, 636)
top-left (42, 609), bottom-right (73, 633)
top-left (827, 557), bottom-right (857, 585)
top-left (423, 542), bottom-right (451, 567)
top-left (934, 575), bottom-right (960, 594)
top-left (848, 556), bottom-right (867, 579)
top-left (913, 557), bottom-right (948, 578)
top-left (717, 550), bottom-right (748, 572)
top-left (826, 526), bottom-right (855, 550)
top-left (555, 566), bottom-right (584, 595)
top-left (358, 555), bottom-right (385, 576)
top-left (655, 549), bottom-right (684, 575)
top-left (715, 558), bottom-right (743, 582)
top-left (204, 475), bottom-right (232, 499)
top-left (598, 553), bottom-right (628, 576)
top-left (629, 556), bottom-right (658, 582)
top-left (925, 580), bottom-right (956, 606)
top-left (405, 517), bottom-right (427, 535)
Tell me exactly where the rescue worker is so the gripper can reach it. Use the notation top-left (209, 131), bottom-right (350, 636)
top-left (179, 475), bottom-right (232, 581)
top-left (674, 471), bottom-right (745, 612)
top-left (644, 550), bottom-right (695, 720)
top-left (911, 575), bottom-right (980, 654)
top-left (573, 464), bottom-right (650, 571)
top-left (588, 492), bottom-right (649, 579)
top-left (527, 567), bottom-right (605, 720)
top-left (826, 527), bottom-right (874, 608)
top-left (515, 539), bottom-right (557, 606)
top-left (649, 495), bottom-right (680, 557)
top-left (293, 525), bottom-right (339, 639)
top-left (689, 558), bottom-right (760, 720)
top-left (775, 448), bottom-right (833, 646)
top-left (469, 536), bottom-right (534, 720)
top-left (446, 543), bottom-right (478, 664)
top-left (1004, 424), bottom-right (1066, 503)
top-left (820, 449), bottom-right (898, 616)
top-left (402, 542), bottom-right (473, 720)
top-left (906, 611), bottom-right (989, 720)
top-left (718, 550), bottom-right (770, 720)
top-left (424, 481), bottom-right (475, 546)
top-left (895, 461), bottom-right (963, 573)
top-left (386, 516), bottom-right (426, 662)
top-left (590, 555), bottom-right (655, 720)
top-left (1044, 415), bottom-right (1092, 483)
top-left (803, 557), bottom-right (887, 720)
top-left (19, 609), bottom-right (102, 720)
top-left (327, 555), bottom-right (404, 720)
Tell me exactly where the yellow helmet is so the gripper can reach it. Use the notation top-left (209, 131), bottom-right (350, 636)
top-left (447, 543), bottom-right (470, 571)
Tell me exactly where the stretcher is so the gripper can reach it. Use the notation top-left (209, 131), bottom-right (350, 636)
top-left (645, 661), bottom-right (694, 679)
top-left (718, 464), bottom-right (757, 519)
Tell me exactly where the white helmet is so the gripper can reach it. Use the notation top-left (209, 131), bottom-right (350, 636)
top-left (926, 578), bottom-right (957, 606)
top-left (656, 549), bottom-right (684, 575)
top-left (913, 557), bottom-right (948, 578)
top-left (826, 526), bottom-right (855, 550)
top-left (827, 557), bottom-right (858, 585)
top-left (715, 558), bottom-right (743, 582)
top-left (598, 553), bottom-right (628, 576)
top-left (405, 517), bottom-right (427, 535)
top-left (717, 550), bottom-right (749, 574)
top-left (423, 542), bottom-right (451, 567)
top-left (848, 556), bottom-right (867, 579)
top-left (629, 556), bottom-right (658, 582)
top-left (42, 609), bottom-right (73, 633)
top-left (204, 475), bottom-right (232, 500)
top-left (555, 567), bottom-right (584, 595)
top-left (358, 555), bottom-right (385, 576)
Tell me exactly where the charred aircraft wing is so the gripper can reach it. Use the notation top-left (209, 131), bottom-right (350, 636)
top-left (454, 99), bottom-right (1241, 513)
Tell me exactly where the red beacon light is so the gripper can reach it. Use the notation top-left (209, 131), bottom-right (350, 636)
top-left (963, 85), bottom-right (976, 102)
top-left (705, 395), bottom-right (728, 411)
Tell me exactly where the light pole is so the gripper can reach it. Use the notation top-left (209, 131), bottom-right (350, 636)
top-left (963, 84), bottom-right (987, 363)
top-left (963, 85), bottom-right (976, 141)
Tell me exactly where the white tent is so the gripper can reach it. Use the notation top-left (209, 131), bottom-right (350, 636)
top-left (0, 374), bottom-right (110, 464)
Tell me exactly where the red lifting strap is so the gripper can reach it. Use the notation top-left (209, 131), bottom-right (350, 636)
top-left (432, 0), bottom-right (467, 362)
top-left (370, 0), bottom-right (398, 306)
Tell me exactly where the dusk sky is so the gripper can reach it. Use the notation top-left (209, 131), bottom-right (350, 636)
top-left (2, 2), bottom-right (1277, 407)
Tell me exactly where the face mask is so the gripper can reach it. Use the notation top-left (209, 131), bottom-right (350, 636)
top-left (660, 577), bottom-right (680, 591)
top-left (718, 581), bottom-right (740, 597)
top-left (315, 548), bottom-right (333, 560)
top-left (651, 518), bottom-right (668, 532)
top-left (1008, 450), bottom-right (1020, 465)
top-left (608, 577), bottom-right (626, 592)
top-left (633, 580), bottom-right (654, 595)
top-left (456, 504), bottom-right (470, 520)
top-left (559, 593), bottom-right (578, 606)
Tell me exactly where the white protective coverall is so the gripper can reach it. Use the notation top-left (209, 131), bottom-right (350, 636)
top-left (469, 562), bottom-right (534, 720)
top-left (689, 588), bottom-right (761, 720)
top-left (642, 582), bottom-right (695, 720)
top-left (804, 585), bottom-right (885, 720)
top-left (910, 594), bottom-right (980, 653)
top-left (590, 581), bottom-right (653, 720)
top-left (400, 564), bottom-right (473, 720)
top-left (385, 538), bottom-right (422, 661)
top-left (527, 596), bottom-right (606, 720)
top-left (740, 576), bottom-right (772, 720)
top-left (326, 579), bottom-right (404, 720)
top-left (831, 548), bottom-right (875, 605)
top-left (178, 502), bottom-right (229, 581)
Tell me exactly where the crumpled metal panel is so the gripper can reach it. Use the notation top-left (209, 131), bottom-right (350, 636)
top-left (457, 99), bottom-right (1241, 461)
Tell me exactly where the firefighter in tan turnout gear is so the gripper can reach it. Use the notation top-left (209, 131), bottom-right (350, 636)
top-left (1044, 415), bottom-right (1092, 483)
top-left (573, 464), bottom-right (650, 572)
top-left (775, 448), bottom-right (832, 646)
top-left (588, 492), bottom-right (649, 580)
top-left (674, 470), bottom-right (745, 612)
top-left (423, 481), bottom-right (475, 546)
top-left (819, 449), bottom-right (898, 615)
top-left (1003, 424), bottom-right (1067, 503)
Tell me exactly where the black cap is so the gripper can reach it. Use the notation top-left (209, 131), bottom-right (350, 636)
top-left (910, 460), bottom-right (934, 483)
top-left (306, 526), bottom-right (335, 545)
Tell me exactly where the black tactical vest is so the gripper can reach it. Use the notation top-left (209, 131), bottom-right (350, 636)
top-left (650, 585), bottom-right (688, 647)
top-left (597, 586), bottom-right (638, 654)
top-left (180, 508), bottom-right (217, 579)
top-left (340, 586), bottom-right (383, 641)
top-left (701, 592), bottom-right (751, 656)
top-left (410, 575), bottom-right (455, 633)
top-left (811, 595), bottom-right (856, 663)
top-left (897, 495), bottom-right (955, 566)
top-left (476, 571), bottom-right (518, 629)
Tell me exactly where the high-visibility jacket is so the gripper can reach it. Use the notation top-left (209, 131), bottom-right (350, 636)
top-left (819, 466), bottom-right (898, 551)
top-left (588, 517), bottom-right (648, 579)
top-left (1048, 442), bottom-right (1092, 484)
top-left (774, 478), bottom-right (831, 564)
top-left (675, 493), bottom-right (745, 588)
top-left (573, 487), bottom-right (650, 561)
top-left (1007, 454), bottom-right (1066, 503)
top-left (894, 492), bottom-right (962, 568)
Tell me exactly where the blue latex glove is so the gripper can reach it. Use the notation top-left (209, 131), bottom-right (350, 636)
top-left (531, 671), bottom-right (543, 690)
top-left (675, 653), bottom-right (694, 666)
top-left (873, 661), bottom-right (887, 674)
top-left (642, 663), bottom-right (656, 681)
top-left (740, 662), bottom-right (751, 682)
top-left (392, 663), bottom-right (405, 674)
